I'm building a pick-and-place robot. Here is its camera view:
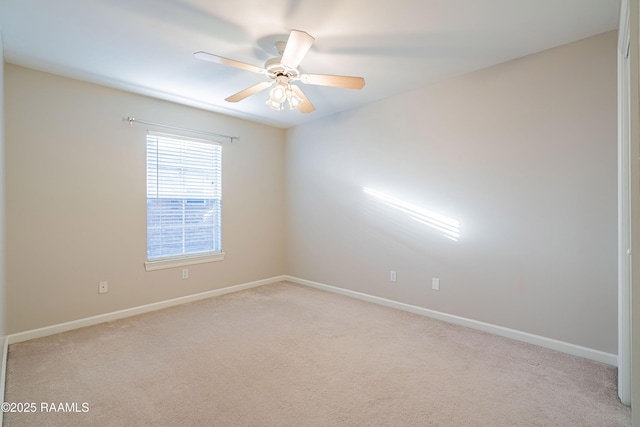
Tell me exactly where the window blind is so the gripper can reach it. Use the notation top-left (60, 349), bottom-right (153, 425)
top-left (146, 131), bottom-right (222, 261)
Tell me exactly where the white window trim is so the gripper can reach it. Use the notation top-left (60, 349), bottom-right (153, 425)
top-left (145, 130), bottom-right (223, 268)
top-left (144, 252), bottom-right (225, 272)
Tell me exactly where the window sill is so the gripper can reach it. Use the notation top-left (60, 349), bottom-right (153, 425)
top-left (144, 253), bottom-right (225, 271)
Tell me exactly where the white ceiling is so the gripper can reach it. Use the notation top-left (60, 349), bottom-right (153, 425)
top-left (0, 0), bottom-right (621, 129)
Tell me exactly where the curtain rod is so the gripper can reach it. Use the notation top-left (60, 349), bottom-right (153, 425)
top-left (124, 116), bottom-right (239, 142)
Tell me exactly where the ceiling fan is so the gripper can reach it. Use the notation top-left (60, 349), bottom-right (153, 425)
top-left (194, 30), bottom-right (365, 113)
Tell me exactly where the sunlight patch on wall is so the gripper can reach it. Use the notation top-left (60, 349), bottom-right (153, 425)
top-left (363, 187), bottom-right (460, 241)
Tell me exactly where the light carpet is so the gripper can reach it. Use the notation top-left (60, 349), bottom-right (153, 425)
top-left (3, 281), bottom-right (631, 426)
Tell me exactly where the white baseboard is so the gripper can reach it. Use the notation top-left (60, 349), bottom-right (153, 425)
top-left (5, 274), bottom-right (617, 367)
top-left (285, 275), bottom-right (618, 366)
top-left (8, 275), bottom-right (287, 345)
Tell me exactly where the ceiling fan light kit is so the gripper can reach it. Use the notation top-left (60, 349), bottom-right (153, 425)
top-left (266, 75), bottom-right (303, 111)
top-left (194, 29), bottom-right (365, 114)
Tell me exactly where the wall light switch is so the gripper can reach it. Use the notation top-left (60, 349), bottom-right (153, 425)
top-left (390, 271), bottom-right (397, 282)
top-left (182, 269), bottom-right (189, 279)
top-left (432, 278), bottom-right (440, 291)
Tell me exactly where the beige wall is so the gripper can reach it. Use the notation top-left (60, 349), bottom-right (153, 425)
top-left (3, 31), bottom-right (620, 357)
top-left (5, 65), bottom-right (286, 334)
top-left (285, 31), bottom-right (618, 353)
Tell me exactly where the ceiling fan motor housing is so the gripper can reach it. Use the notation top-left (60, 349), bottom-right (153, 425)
top-left (264, 57), bottom-right (300, 81)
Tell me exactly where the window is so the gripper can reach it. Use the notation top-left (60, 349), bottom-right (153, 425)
top-left (145, 131), bottom-right (223, 270)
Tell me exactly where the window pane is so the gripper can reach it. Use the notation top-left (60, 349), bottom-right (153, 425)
top-left (146, 132), bottom-right (222, 261)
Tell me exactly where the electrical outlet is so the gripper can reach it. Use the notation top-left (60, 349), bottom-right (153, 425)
top-left (99, 281), bottom-right (108, 294)
top-left (182, 269), bottom-right (189, 279)
top-left (432, 278), bottom-right (440, 291)
top-left (390, 271), bottom-right (397, 282)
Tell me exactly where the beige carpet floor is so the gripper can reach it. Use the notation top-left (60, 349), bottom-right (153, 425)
top-left (3, 281), bottom-right (631, 426)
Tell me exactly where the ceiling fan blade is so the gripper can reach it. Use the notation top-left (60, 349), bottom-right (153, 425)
top-left (280, 30), bottom-right (315, 69)
top-left (291, 85), bottom-right (315, 114)
top-left (225, 81), bottom-right (273, 102)
top-left (194, 51), bottom-right (264, 74)
top-left (300, 74), bottom-right (365, 90)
